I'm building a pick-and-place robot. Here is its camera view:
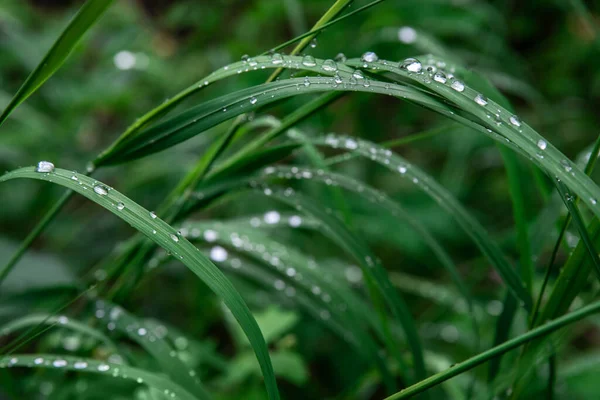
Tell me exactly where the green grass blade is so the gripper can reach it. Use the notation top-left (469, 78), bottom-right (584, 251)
top-left (0, 0), bottom-right (114, 127)
top-left (0, 314), bottom-right (118, 352)
top-left (182, 222), bottom-right (396, 389)
top-left (315, 134), bottom-right (532, 310)
top-left (0, 167), bottom-right (280, 400)
top-left (0, 354), bottom-right (197, 400)
top-left (384, 299), bottom-right (600, 399)
top-left (259, 185), bottom-right (427, 384)
top-left (93, 301), bottom-right (211, 399)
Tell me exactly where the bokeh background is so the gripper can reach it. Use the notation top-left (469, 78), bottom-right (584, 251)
top-left (1, 0), bottom-right (600, 399)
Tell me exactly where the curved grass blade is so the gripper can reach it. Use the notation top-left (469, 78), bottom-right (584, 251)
top-left (314, 133), bottom-right (531, 309)
top-left (0, 314), bottom-right (119, 352)
top-left (92, 301), bottom-right (211, 399)
top-left (254, 185), bottom-right (427, 384)
top-left (182, 223), bottom-right (396, 389)
top-left (0, 354), bottom-right (196, 400)
top-left (345, 57), bottom-right (600, 222)
top-left (0, 0), bottom-right (114, 127)
top-left (0, 167), bottom-right (280, 400)
top-left (383, 299), bottom-right (600, 399)
top-left (261, 165), bottom-right (474, 321)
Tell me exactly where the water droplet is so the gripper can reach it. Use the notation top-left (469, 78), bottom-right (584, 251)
top-left (361, 51), bottom-right (378, 63)
top-left (401, 57), bottom-right (422, 73)
top-left (74, 361), bottom-right (88, 369)
top-left (36, 161), bottom-right (55, 173)
top-left (537, 139), bottom-right (547, 150)
top-left (335, 53), bottom-right (347, 62)
top-left (274, 279), bottom-right (286, 291)
top-left (98, 364), bottom-right (110, 372)
top-left (433, 71), bottom-right (447, 83)
top-left (34, 357), bottom-right (44, 365)
top-left (591, 198), bottom-right (598, 205)
top-left (301, 55), bottom-right (316, 67)
top-left (345, 138), bottom-right (358, 149)
top-left (210, 246), bottom-right (228, 262)
top-left (93, 185), bottom-right (108, 196)
top-left (116, 202), bottom-right (125, 211)
top-left (333, 73), bottom-right (343, 84)
top-left (289, 215), bottom-right (302, 227)
top-left (561, 159), bottom-right (573, 172)
top-left (474, 94), bottom-right (488, 106)
top-left (264, 211), bottom-right (281, 224)
top-left (201, 229), bottom-right (217, 242)
top-left (150, 211), bottom-right (157, 219)
top-left (309, 38), bottom-right (317, 48)
top-left (450, 79), bottom-right (465, 92)
top-left (322, 59), bottom-right (337, 72)
top-left (352, 70), bottom-right (365, 80)
top-left (398, 26), bottom-right (417, 44)
top-left (303, 77), bottom-right (311, 87)
top-left (137, 327), bottom-right (147, 336)
top-left (53, 359), bottom-right (67, 368)
top-left (170, 233), bottom-right (179, 243)
top-left (250, 97), bottom-right (257, 105)
top-left (271, 53), bottom-right (284, 64)
top-left (398, 165), bottom-right (407, 174)
top-left (509, 115), bottom-right (521, 127)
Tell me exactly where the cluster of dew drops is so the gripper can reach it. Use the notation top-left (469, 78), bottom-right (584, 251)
top-left (173, 222), bottom-right (364, 320)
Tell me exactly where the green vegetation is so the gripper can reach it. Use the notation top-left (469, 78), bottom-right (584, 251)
top-left (1, 0), bottom-right (599, 399)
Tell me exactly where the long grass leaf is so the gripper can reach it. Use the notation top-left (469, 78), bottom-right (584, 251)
top-left (0, 0), bottom-right (114, 127)
top-left (0, 167), bottom-right (280, 400)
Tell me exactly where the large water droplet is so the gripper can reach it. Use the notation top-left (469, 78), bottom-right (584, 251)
top-left (97, 364), bottom-right (110, 372)
top-left (537, 139), bottom-right (547, 150)
top-left (210, 246), bottom-right (228, 262)
top-left (398, 26), bottom-right (417, 44)
top-left (509, 115), bottom-right (521, 127)
top-left (36, 161), bottom-right (55, 173)
top-left (352, 70), bottom-right (365, 80)
top-left (289, 215), bottom-right (302, 227)
top-left (322, 59), bottom-right (337, 72)
top-left (116, 202), bottom-right (125, 211)
top-left (93, 185), bottom-right (108, 196)
top-left (433, 71), bottom-right (447, 83)
top-left (361, 51), bottom-right (378, 63)
top-left (271, 53), bottom-right (284, 64)
top-left (74, 361), bottom-right (88, 369)
top-left (301, 55), bottom-right (316, 67)
top-left (474, 94), bottom-right (488, 106)
top-left (264, 211), bottom-right (281, 224)
top-left (170, 233), bottom-right (179, 243)
top-left (401, 57), bottom-right (422, 73)
top-left (450, 79), bottom-right (465, 92)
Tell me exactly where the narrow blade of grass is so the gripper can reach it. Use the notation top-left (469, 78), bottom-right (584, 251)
top-left (0, 167), bottom-right (280, 400)
top-left (0, 0), bottom-right (114, 127)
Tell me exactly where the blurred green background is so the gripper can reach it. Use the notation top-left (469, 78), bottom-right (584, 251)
top-left (1, 0), bottom-right (599, 399)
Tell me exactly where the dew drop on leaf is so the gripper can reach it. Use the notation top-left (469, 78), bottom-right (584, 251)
top-left (93, 185), bottom-right (108, 196)
top-left (398, 26), bottom-right (417, 44)
top-left (301, 55), bottom-right (316, 67)
top-left (433, 71), bottom-right (447, 83)
top-left (474, 94), bottom-right (488, 106)
top-left (36, 161), bottom-right (54, 173)
top-left (450, 79), bottom-right (465, 92)
top-left (361, 51), bottom-right (378, 63)
top-left (401, 57), bottom-right (422, 73)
